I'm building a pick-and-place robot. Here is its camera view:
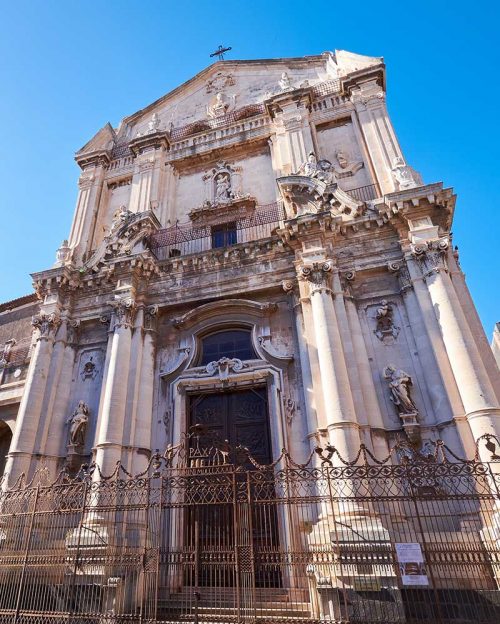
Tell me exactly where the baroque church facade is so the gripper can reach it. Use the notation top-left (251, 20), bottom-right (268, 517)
top-left (1, 49), bottom-right (500, 624)
top-left (1, 49), bottom-right (500, 483)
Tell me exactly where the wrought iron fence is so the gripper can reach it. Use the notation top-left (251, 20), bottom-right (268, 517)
top-left (1, 433), bottom-right (500, 624)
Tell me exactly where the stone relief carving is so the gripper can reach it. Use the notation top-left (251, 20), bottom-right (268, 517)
top-left (160, 347), bottom-right (192, 379)
top-left (383, 365), bottom-right (420, 442)
top-left (67, 401), bottom-right (89, 448)
top-left (206, 72), bottom-right (235, 94)
top-left (81, 356), bottom-right (98, 380)
top-left (205, 357), bottom-right (246, 381)
top-left (391, 157), bottom-right (422, 191)
top-left (373, 300), bottom-right (400, 341)
top-left (332, 149), bottom-right (364, 178)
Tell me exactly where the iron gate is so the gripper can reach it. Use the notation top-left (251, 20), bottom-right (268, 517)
top-left (0, 434), bottom-right (500, 624)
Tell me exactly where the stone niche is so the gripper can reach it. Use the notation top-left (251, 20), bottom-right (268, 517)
top-left (352, 271), bottom-right (433, 432)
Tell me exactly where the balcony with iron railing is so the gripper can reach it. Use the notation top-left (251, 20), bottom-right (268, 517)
top-left (147, 183), bottom-right (381, 262)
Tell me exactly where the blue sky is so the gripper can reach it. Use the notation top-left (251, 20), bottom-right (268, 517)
top-left (0, 1), bottom-right (498, 335)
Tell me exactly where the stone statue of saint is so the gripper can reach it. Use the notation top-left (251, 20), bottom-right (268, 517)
top-left (297, 151), bottom-right (335, 183)
top-left (215, 173), bottom-right (231, 201)
top-left (208, 92), bottom-right (230, 118)
top-left (68, 401), bottom-right (89, 447)
top-left (383, 366), bottom-right (418, 415)
top-left (297, 152), bottom-right (319, 177)
top-left (147, 113), bottom-right (160, 133)
top-left (279, 72), bottom-right (292, 91)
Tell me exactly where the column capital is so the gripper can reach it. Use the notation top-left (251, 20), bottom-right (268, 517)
top-left (296, 259), bottom-right (335, 296)
top-left (143, 304), bottom-right (159, 333)
top-left (32, 312), bottom-right (61, 341)
top-left (411, 237), bottom-right (450, 280)
top-left (388, 259), bottom-right (413, 293)
top-left (109, 298), bottom-right (137, 330)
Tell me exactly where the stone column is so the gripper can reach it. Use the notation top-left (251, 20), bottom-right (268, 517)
top-left (68, 162), bottom-right (107, 264)
top-left (94, 298), bottom-right (136, 476)
top-left (395, 258), bottom-right (475, 457)
top-left (341, 272), bottom-right (390, 458)
top-left (40, 317), bottom-right (80, 463)
top-left (297, 260), bottom-right (360, 461)
top-left (129, 305), bottom-right (158, 474)
top-left (282, 281), bottom-right (318, 446)
top-left (447, 249), bottom-right (500, 400)
top-left (413, 240), bottom-right (500, 457)
top-left (3, 311), bottom-right (61, 485)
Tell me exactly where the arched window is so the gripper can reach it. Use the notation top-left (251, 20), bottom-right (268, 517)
top-left (198, 329), bottom-right (256, 366)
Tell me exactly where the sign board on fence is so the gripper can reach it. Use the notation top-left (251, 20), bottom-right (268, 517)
top-left (395, 542), bottom-right (429, 586)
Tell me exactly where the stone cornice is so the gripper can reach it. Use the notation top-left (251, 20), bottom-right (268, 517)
top-left (340, 63), bottom-right (386, 96)
top-left (128, 130), bottom-right (170, 156)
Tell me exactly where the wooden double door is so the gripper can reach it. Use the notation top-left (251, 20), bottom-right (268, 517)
top-left (189, 387), bottom-right (272, 464)
top-left (187, 388), bottom-right (281, 588)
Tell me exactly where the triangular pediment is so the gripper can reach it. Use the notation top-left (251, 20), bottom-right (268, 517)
top-left (76, 122), bottom-right (116, 156)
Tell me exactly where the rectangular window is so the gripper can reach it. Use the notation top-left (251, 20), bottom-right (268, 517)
top-left (211, 222), bottom-right (237, 249)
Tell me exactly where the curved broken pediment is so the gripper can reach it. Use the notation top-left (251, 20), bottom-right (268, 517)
top-left (277, 175), bottom-right (364, 221)
top-left (82, 210), bottom-right (161, 272)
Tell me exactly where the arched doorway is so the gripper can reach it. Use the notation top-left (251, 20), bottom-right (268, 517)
top-left (0, 420), bottom-right (13, 479)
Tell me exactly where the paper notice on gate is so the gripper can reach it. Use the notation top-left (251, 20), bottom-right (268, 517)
top-left (395, 543), bottom-right (429, 586)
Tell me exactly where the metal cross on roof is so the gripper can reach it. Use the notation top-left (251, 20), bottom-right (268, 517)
top-left (210, 45), bottom-right (232, 61)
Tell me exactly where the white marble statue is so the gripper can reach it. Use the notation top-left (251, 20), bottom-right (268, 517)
top-left (68, 401), bottom-right (89, 447)
top-left (215, 173), bottom-right (231, 201)
top-left (279, 72), bottom-right (292, 91)
top-left (383, 366), bottom-right (418, 415)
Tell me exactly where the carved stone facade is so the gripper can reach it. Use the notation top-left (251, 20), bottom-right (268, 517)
top-left (1, 49), bottom-right (499, 485)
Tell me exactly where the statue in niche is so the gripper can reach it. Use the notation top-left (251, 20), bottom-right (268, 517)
top-left (383, 366), bottom-right (418, 416)
top-left (279, 72), bottom-right (292, 91)
top-left (296, 151), bottom-right (335, 184)
top-left (215, 172), bottom-right (232, 202)
top-left (67, 401), bottom-right (89, 448)
top-left (374, 300), bottom-right (399, 341)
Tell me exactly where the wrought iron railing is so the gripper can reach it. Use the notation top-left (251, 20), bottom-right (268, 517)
top-left (0, 434), bottom-right (499, 624)
top-left (347, 183), bottom-right (381, 203)
top-left (148, 201), bottom-right (285, 262)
